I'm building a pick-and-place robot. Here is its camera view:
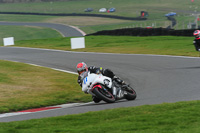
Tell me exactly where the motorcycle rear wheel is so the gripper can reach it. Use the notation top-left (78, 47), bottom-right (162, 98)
top-left (124, 85), bottom-right (137, 100)
top-left (93, 87), bottom-right (115, 103)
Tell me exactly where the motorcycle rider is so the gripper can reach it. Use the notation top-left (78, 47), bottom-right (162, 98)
top-left (76, 62), bottom-right (125, 103)
top-left (193, 30), bottom-right (200, 51)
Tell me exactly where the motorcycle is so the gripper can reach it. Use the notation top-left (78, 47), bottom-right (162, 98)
top-left (81, 72), bottom-right (137, 103)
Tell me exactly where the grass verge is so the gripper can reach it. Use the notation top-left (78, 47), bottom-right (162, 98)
top-left (0, 0), bottom-right (198, 34)
top-left (13, 35), bottom-right (198, 57)
top-left (0, 25), bottom-right (62, 44)
top-left (0, 0), bottom-right (196, 18)
top-left (0, 100), bottom-right (200, 132)
top-left (0, 60), bottom-right (91, 113)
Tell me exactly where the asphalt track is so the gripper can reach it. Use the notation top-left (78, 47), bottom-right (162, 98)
top-left (0, 22), bottom-right (85, 37)
top-left (0, 47), bottom-right (200, 122)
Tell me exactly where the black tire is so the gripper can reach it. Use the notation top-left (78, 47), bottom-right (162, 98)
top-left (92, 86), bottom-right (115, 103)
top-left (92, 96), bottom-right (101, 103)
top-left (124, 85), bottom-right (137, 100)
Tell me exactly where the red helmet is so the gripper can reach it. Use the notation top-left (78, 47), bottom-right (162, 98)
top-left (193, 30), bottom-right (200, 38)
top-left (76, 62), bottom-right (88, 75)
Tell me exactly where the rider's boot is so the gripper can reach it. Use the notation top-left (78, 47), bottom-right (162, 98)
top-left (113, 76), bottom-right (125, 85)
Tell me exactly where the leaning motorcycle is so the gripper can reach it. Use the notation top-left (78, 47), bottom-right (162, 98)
top-left (81, 72), bottom-right (137, 103)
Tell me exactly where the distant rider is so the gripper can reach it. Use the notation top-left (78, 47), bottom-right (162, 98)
top-left (76, 62), bottom-right (124, 103)
top-left (193, 30), bottom-right (200, 51)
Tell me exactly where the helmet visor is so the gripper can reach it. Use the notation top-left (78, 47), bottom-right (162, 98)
top-left (79, 71), bottom-right (88, 80)
top-left (78, 69), bottom-right (85, 75)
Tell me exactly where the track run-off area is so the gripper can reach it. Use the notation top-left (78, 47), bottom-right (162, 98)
top-left (0, 47), bottom-right (200, 122)
top-left (0, 22), bottom-right (86, 37)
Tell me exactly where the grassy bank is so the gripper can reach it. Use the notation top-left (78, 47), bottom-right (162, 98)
top-left (0, 0), bottom-right (196, 17)
top-left (1, 100), bottom-right (200, 132)
top-left (0, 60), bottom-right (91, 113)
top-left (0, 0), bottom-right (198, 34)
top-left (0, 25), bottom-right (62, 43)
top-left (13, 35), bottom-right (198, 57)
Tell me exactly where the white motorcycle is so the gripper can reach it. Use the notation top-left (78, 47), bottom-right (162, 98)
top-left (82, 72), bottom-right (137, 103)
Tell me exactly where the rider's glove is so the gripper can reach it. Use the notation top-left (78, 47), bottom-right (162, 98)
top-left (95, 68), bottom-right (101, 74)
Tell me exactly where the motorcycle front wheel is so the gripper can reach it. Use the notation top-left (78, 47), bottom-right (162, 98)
top-left (92, 86), bottom-right (115, 103)
top-left (123, 85), bottom-right (137, 100)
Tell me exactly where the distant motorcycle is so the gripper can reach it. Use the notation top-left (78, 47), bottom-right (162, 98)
top-left (82, 72), bottom-right (136, 103)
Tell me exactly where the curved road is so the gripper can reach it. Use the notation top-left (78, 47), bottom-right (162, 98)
top-left (0, 47), bottom-right (200, 122)
top-left (0, 22), bottom-right (85, 37)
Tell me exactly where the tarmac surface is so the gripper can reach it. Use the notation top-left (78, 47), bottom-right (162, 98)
top-left (0, 47), bottom-right (200, 122)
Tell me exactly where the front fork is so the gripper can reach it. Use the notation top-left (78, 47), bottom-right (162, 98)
top-left (112, 83), bottom-right (125, 99)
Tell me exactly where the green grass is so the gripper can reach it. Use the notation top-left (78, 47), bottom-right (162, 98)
top-left (0, 25), bottom-right (63, 43)
top-left (0, 0), bottom-right (199, 130)
top-left (0, 60), bottom-right (91, 113)
top-left (0, 0), bottom-right (197, 17)
top-left (0, 14), bottom-right (172, 34)
top-left (0, 14), bottom-right (53, 22)
top-left (12, 35), bottom-right (198, 57)
top-left (1, 100), bottom-right (200, 132)
top-left (0, 0), bottom-right (199, 34)
top-left (0, 0), bottom-right (197, 25)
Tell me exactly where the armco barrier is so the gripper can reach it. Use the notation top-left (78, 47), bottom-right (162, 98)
top-left (88, 28), bottom-right (195, 36)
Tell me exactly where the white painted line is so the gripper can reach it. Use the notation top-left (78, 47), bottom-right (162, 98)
top-left (26, 63), bottom-right (40, 67)
top-left (0, 112), bottom-right (30, 118)
top-left (68, 25), bottom-right (86, 36)
top-left (0, 102), bottom-right (94, 118)
top-left (53, 102), bottom-right (93, 108)
top-left (51, 68), bottom-right (77, 75)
